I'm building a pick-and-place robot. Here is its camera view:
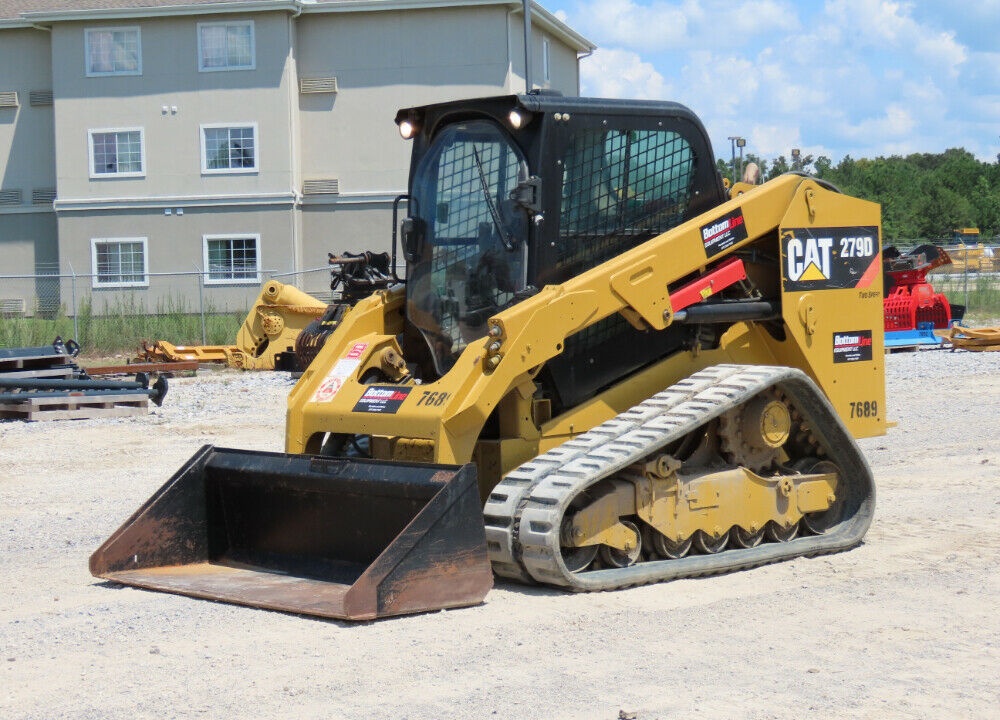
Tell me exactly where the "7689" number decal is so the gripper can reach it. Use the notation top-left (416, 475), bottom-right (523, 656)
top-left (849, 400), bottom-right (878, 418)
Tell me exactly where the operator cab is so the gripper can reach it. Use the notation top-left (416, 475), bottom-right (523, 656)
top-left (396, 93), bottom-right (726, 406)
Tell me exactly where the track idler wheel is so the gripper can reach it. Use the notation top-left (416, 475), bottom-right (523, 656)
top-left (562, 545), bottom-right (599, 573)
top-left (643, 526), bottom-right (693, 559)
top-left (731, 525), bottom-right (765, 548)
top-left (598, 520), bottom-right (642, 568)
top-left (693, 529), bottom-right (730, 554)
top-left (766, 520), bottom-right (799, 542)
top-left (559, 515), bottom-right (598, 573)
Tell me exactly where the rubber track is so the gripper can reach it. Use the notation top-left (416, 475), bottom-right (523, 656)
top-left (482, 364), bottom-right (876, 591)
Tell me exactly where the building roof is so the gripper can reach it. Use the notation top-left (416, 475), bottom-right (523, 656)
top-left (0, 0), bottom-right (595, 52)
top-left (0, 0), bottom-right (244, 21)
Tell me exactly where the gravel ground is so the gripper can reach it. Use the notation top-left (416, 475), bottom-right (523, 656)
top-left (2, 350), bottom-right (999, 719)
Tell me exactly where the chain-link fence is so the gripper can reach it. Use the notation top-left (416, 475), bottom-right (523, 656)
top-left (2, 244), bottom-right (996, 352)
top-left (1, 265), bottom-right (338, 312)
top-left (0, 264), bottom-right (341, 352)
top-left (266, 266), bottom-right (339, 303)
top-left (893, 243), bottom-right (1000, 321)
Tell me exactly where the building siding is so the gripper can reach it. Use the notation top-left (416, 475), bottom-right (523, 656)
top-left (0, 2), bottom-right (590, 315)
top-left (0, 27), bottom-right (58, 301)
top-left (51, 13), bottom-right (295, 201)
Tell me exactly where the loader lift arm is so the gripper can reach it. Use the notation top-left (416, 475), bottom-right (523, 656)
top-left (443, 174), bottom-right (807, 437)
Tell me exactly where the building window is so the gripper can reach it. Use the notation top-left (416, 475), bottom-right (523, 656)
top-left (91, 238), bottom-right (148, 288)
top-left (89, 128), bottom-right (145, 178)
top-left (85, 28), bottom-right (141, 76)
top-left (201, 124), bottom-right (258, 173)
top-left (198, 21), bottom-right (255, 71)
top-left (204, 235), bottom-right (260, 284)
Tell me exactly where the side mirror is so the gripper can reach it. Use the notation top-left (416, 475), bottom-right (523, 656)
top-left (510, 175), bottom-right (542, 214)
top-left (401, 217), bottom-right (425, 263)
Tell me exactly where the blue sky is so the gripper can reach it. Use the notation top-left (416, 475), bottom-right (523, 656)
top-left (545, 0), bottom-right (1000, 165)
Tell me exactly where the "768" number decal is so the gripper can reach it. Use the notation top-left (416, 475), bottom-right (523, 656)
top-left (416, 390), bottom-right (450, 407)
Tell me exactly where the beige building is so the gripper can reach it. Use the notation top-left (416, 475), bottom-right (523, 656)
top-left (0, 0), bottom-right (592, 315)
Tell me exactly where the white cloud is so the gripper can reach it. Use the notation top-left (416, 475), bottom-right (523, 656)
top-left (823, 0), bottom-right (912, 44)
top-left (839, 103), bottom-right (917, 144)
top-left (570, 0), bottom-right (690, 52)
top-left (748, 122), bottom-right (802, 157)
top-left (915, 33), bottom-right (968, 79)
top-left (728, 0), bottom-right (801, 37)
top-left (560, 0), bottom-right (993, 161)
top-left (676, 51), bottom-right (759, 117)
top-left (567, 0), bottom-right (798, 53)
top-left (964, 51), bottom-right (1000, 92)
top-left (822, 0), bottom-right (967, 76)
top-left (899, 80), bottom-right (948, 122)
top-left (580, 48), bottom-right (672, 99)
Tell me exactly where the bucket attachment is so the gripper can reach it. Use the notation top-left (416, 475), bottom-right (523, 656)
top-left (90, 446), bottom-right (493, 620)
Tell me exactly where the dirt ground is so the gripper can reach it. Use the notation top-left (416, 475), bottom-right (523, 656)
top-left (2, 350), bottom-right (998, 720)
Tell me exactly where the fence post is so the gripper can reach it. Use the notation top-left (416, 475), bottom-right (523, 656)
top-left (68, 262), bottom-right (79, 341)
top-left (963, 255), bottom-right (969, 315)
top-left (195, 264), bottom-right (207, 345)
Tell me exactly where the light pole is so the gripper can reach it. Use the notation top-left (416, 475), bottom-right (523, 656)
top-left (728, 136), bottom-right (745, 183)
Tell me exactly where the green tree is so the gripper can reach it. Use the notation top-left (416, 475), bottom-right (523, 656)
top-left (814, 155), bottom-right (833, 177)
top-left (914, 178), bottom-right (974, 238)
top-left (765, 155), bottom-right (790, 181)
top-left (712, 148), bottom-right (1000, 241)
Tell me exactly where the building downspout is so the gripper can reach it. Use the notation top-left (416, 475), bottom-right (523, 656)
top-left (287, 4), bottom-right (303, 276)
top-left (521, 0), bottom-right (532, 92)
top-left (575, 48), bottom-right (593, 96)
top-left (505, 9), bottom-right (513, 92)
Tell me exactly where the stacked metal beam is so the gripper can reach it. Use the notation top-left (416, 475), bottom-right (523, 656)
top-left (0, 338), bottom-right (167, 420)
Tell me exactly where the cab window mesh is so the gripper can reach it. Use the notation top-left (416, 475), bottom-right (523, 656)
top-left (554, 128), bottom-right (696, 379)
top-left (559, 128), bottom-right (695, 274)
top-left (407, 121), bottom-right (528, 375)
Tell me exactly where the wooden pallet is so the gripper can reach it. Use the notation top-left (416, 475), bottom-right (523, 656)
top-left (0, 366), bottom-right (79, 380)
top-left (0, 392), bottom-right (149, 421)
top-left (0, 352), bottom-right (76, 374)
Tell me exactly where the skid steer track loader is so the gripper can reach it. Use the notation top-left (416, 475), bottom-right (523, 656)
top-left (92, 94), bottom-right (885, 620)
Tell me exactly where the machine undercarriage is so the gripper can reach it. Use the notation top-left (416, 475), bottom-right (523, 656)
top-left (487, 365), bottom-right (874, 590)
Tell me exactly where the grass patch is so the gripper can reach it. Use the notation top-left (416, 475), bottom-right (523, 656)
top-left (0, 293), bottom-right (245, 355)
top-left (930, 273), bottom-right (1000, 319)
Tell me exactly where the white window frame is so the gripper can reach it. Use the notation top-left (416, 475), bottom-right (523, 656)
top-left (203, 234), bottom-right (262, 285)
top-left (197, 20), bottom-right (256, 72)
top-left (85, 27), bottom-right (142, 77)
top-left (88, 127), bottom-right (146, 179)
top-left (91, 237), bottom-right (149, 289)
top-left (200, 123), bottom-right (259, 174)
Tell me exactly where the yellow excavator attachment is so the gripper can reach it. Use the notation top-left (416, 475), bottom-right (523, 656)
top-left (89, 447), bottom-right (492, 620)
top-left (936, 325), bottom-right (1000, 351)
top-left (140, 280), bottom-right (326, 370)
